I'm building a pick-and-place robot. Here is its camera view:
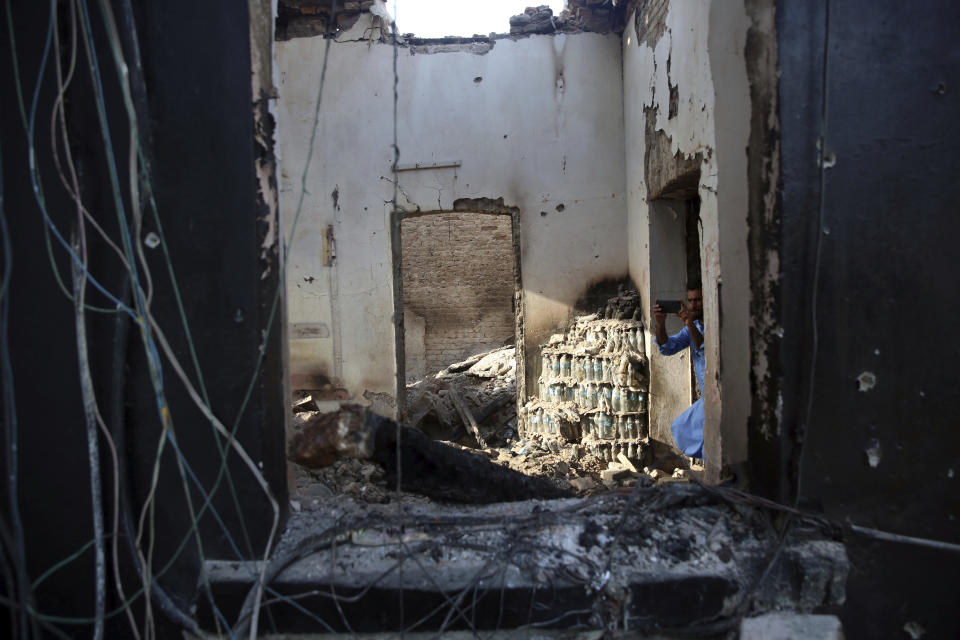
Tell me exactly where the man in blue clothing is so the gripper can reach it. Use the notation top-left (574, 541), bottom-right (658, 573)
top-left (653, 283), bottom-right (705, 459)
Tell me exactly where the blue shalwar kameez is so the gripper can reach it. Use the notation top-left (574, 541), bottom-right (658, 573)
top-left (655, 320), bottom-right (705, 459)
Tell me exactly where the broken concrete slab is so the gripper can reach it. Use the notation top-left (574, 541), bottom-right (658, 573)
top-left (740, 612), bottom-right (845, 640)
top-left (617, 452), bottom-right (638, 472)
top-left (202, 484), bottom-right (848, 635)
top-left (601, 464), bottom-right (637, 488)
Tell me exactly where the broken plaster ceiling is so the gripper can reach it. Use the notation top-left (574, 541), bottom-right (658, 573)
top-left (276, 1), bottom-right (633, 42)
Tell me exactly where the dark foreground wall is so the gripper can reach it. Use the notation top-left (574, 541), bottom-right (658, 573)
top-left (0, 0), bottom-right (286, 635)
top-left (772, 1), bottom-right (960, 636)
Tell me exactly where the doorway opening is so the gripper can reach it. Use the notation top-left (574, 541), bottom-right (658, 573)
top-left (399, 211), bottom-right (518, 382)
top-left (392, 209), bottom-right (522, 449)
top-left (648, 171), bottom-right (703, 455)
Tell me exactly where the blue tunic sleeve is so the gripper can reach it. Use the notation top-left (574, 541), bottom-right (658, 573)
top-left (656, 325), bottom-right (690, 356)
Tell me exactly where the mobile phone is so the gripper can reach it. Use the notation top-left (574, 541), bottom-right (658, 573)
top-left (657, 300), bottom-right (682, 314)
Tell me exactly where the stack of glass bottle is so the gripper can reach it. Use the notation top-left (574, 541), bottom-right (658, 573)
top-left (521, 314), bottom-right (648, 462)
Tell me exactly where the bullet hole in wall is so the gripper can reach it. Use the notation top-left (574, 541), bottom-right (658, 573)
top-left (556, 204), bottom-right (565, 212)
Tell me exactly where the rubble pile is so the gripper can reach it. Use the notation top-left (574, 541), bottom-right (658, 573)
top-left (286, 295), bottom-right (694, 507)
top-left (277, 0), bottom-right (378, 41)
top-left (289, 457), bottom-right (396, 509)
top-left (287, 426), bottom-right (700, 510)
top-left (405, 346), bottom-right (518, 448)
top-left (509, 2), bottom-right (629, 36)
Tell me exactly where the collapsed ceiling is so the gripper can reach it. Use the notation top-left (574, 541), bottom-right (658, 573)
top-left (276, 1), bottom-right (632, 41)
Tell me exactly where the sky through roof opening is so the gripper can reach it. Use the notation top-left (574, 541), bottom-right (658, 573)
top-left (392, 0), bottom-right (567, 38)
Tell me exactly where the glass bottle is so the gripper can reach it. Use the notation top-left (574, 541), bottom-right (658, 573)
top-left (599, 413), bottom-right (613, 439)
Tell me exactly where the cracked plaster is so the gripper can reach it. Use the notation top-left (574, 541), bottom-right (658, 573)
top-left (277, 15), bottom-right (626, 408)
top-left (624, 0), bottom-right (753, 475)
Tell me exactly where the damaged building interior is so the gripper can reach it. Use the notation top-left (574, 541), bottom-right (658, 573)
top-left (1, 0), bottom-right (958, 637)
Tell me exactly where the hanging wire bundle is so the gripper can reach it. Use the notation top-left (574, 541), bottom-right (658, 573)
top-left (2, 1), bottom-right (953, 638)
top-left (0, 0), bottom-right (309, 636)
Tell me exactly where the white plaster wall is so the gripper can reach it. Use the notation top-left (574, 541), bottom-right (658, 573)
top-left (277, 19), bottom-right (627, 410)
top-left (623, 1), bottom-right (752, 471)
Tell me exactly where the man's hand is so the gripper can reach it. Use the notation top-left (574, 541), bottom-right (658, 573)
top-left (653, 301), bottom-right (668, 325)
top-left (653, 301), bottom-right (669, 345)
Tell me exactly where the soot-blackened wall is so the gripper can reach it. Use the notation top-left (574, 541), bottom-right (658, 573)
top-left (773, 0), bottom-right (960, 636)
top-left (0, 1), bottom-right (286, 634)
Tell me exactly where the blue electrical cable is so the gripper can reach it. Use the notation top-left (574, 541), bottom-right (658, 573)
top-left (24, 1), bottom-right (135, 319)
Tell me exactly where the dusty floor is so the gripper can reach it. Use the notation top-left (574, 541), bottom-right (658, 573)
top-left (288, 437), bottom-right (703, 512)
top-left (288, 345), bottom-right (702, 511)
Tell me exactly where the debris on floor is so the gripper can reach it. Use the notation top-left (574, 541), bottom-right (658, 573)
top-left (288, 405), bottom-right (571, 504)
top-left (287, 286), bottom-right (703, 508)
top-left (207, 483), bottom-right (849, 636)
top-left (404, 345), bottom-right (518, 448)
top-left (287, 411), bottom-right (701, 507)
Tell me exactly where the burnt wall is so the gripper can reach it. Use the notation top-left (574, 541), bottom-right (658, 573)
top-left (401, 213), bottom-right (516, 375)
top-left (773, 0), bottom-right (960, 636)
top-left (0, 0), bottom-right (286, 634)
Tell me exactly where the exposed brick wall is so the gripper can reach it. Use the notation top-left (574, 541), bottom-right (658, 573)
top-left (401, 213), bottom-right (516, 375)
top-left (276, 0), bottom-right (373, 41)
top-left (629, 0), bottom-right (670, 46)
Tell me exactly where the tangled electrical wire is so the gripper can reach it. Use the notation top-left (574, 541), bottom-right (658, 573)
top-left (0, 0), bottom-right (310, 637)
top-left (3, 1), bottom-right (958, 638)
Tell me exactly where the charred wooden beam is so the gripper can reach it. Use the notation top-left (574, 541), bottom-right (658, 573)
top-left (447, 387), bottom-right (487, 449)
top-left (288, 406), bottom-right (571, 503)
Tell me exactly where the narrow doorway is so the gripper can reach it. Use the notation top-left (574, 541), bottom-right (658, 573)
top-left (393, 209), bottom-right (522, 447)
top-left (648, 176), bottom-right (702, 451)
top-left (399, 211), bottom-right (518, 382)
